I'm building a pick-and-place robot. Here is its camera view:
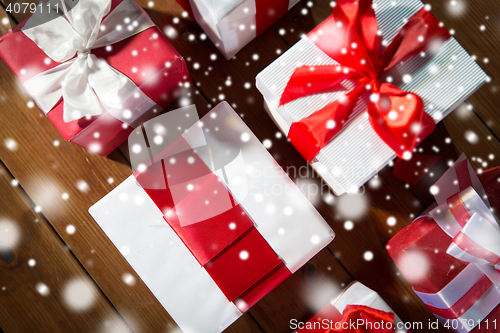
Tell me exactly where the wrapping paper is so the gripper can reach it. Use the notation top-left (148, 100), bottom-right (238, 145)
top-left (296, 282), bottom-right (407, 333)
top-left (0, 0), bottom-right (191, 155)
top-left (256, 0), bottom-right (487, 195)
top-left (387, 155), bottom-right (500, 332)
top-left (177, 0), bottom-right (300, 59)
top-left (89, 102), bottom-right (334, 333)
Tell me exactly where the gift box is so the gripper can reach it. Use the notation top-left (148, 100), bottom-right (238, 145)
top-left (387, 154), bottom-right (500, 332)
top-left (0, 0), bottom-right (191, 155)
top-left (256, 0), bottom-right (487, 195)
top-left (89, 101), bottom-right (334, 333)
top-left (176, 0), bottom-right (300, 59)
top-left (295, 282), bottom-right (409, 333)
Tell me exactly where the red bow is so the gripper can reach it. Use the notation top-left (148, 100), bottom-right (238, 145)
top-left (279, 0), bottom-right (450, 162)
top-left (298, 304), bottom-right (396, 333)
top-left (331, 305), bottom-right (395, 333)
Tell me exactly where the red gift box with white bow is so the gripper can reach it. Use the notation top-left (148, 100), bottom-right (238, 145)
top-left (0, 0), bottom-right (191, 155)
top-left (387, 154), bottom-right (500, 332)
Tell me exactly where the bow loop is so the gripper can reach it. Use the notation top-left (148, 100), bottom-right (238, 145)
top-left (368, 83), bottom-right (435, 158)
top-left (429, 156), bottom-right (500, 278)
top-left (21, 0), bottom-right (155, 122)
top-left (62, 0), bottom-right (110, 52)
top-left (447, 212), bottom-right (500, 270)
top-left (381, 7), bottom-right (451, 72)
top-left (330, 305), bottom-right (395, 332)
top-left (288, 85), bottom-right (365, 161)
top-left (279, 65), bottom-right (367, 106)
top-left (311, 0), bottom-right (380, 75)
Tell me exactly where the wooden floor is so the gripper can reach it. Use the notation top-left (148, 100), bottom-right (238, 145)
top-left (1, 0), bottom-right (499, 332)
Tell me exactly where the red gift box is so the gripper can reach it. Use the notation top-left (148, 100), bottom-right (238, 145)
top-left (0, 0), bottom-right (191, 155)
top-left (295, 282), bottom-right (409, 333)
top-left (387, 154), bottom-right (500, 332)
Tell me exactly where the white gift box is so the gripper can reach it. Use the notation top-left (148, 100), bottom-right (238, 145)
top-left (89, 102), bottom-right (334, 333)
top-left (256, 0), bottom-right (487, 196)
top-left (183, 0), bottom-right (300, 59)
top-left (331, 282), bottom-right (406, 332)
top-left (296, 282), bottom-right (407, 332)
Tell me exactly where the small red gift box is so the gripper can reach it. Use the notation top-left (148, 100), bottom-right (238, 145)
top-left (295, 282), bottom-right (409, 333)
top-left (387, 154), bottom-right (500, 332)
top-left (0, 0), bottom-right (191, 155)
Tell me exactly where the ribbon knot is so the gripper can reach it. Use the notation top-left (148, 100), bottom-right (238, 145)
top-left (279, 0), bottom-right (451, 162)
top-left (429, 155), bottom-right (500, 284)
top-left (77, 49), bottom-right (91, 59)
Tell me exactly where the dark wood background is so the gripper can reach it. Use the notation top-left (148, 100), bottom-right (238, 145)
top-left (0, 0), bottom-right (499, 332)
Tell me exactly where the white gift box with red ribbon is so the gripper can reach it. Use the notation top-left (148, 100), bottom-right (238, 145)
top-left (256, 0), bottom-right (487, 195)
top-left (89, 102), bottom-right (334, 333)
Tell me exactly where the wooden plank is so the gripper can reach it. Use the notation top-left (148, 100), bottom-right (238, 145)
top-left (249, 249), bottom-right (352, 333)
top-left (427, 0), bottom-right (500, 141)
top-left (1, 0), bottom-right (498, 332)
top-left (410, 102), bottom-right (500, 205)
top-left (0, 37), bottom-right (182, 333)
top-left (0, 162), bottom-right (131, 333)
top-left (0, 3), bottom-right (16, 34)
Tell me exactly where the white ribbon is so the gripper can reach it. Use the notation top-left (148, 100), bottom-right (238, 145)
top-left (412, 154), bottom-right (500, 332)
top-left (22, 0), bottom-right (156, 123)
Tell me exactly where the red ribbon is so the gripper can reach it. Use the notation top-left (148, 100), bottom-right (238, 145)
top-left (176, 0), bottom-right (290, 36)
top-left (134, 135), bottom-right (291, 311)
top-left (420, 157), bottom-right (500, 320)
top-left (453, 232), bottom-right (500, 266)
top-left (280, 0), bottom-right (451, 162)
top-left (424, 275), bottom-right (494, 320)
top-left (297, 304), bottom-right (396, 333)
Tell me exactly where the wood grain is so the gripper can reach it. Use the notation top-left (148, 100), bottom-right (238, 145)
top-left (0, 161), bottom-right (132, 333)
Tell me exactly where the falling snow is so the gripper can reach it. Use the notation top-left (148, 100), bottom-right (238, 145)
top-left (36, 282), bottom-right (50, 296)
top-left (464, 130), bottom-right (479, 144)
top-left (76, 180), bottom-right (90, 192)
top-left (336, 194), bottom-right (368, 220)
top-left (66, 225), bottom-right (76, 234)
top-left (122, 273), bottom-right (136, 286)
top-left (5, 138), bottom-right (18, 151)
top-left (0, 220), bottom-right (20, 248)
top-left (344, 221), bottom-right (354, 230)
top-left (363, 251), bottom-right (374, 261)
top-left (395, 251), bottom-right (429, 283)
top-left (62, 278), bottom-right (97, 311)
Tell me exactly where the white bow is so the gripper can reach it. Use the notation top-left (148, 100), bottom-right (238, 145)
top-left (413, 154), bottom-right (500, 332)
top-left (22, 0), bottom-right (155, 122)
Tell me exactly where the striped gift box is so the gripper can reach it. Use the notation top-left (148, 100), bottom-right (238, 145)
top-left (256, 0), bottom-right (487, 195)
